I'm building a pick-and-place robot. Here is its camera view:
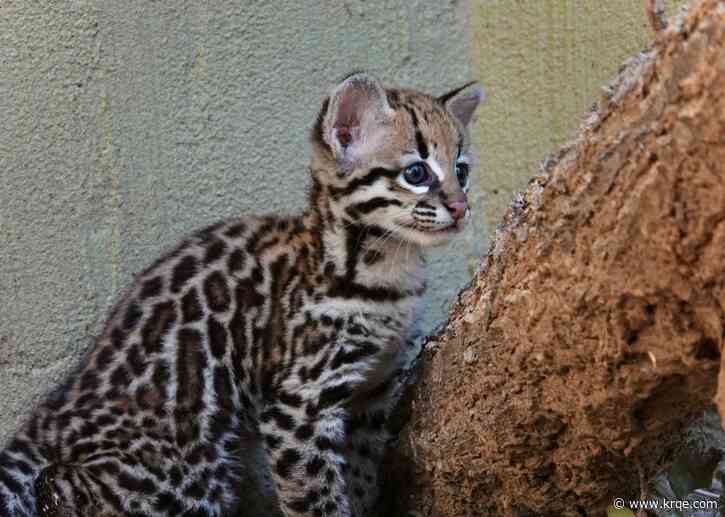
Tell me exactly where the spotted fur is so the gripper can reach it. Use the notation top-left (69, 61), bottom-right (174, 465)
top-left (0, 73), bottom-right (482, 517)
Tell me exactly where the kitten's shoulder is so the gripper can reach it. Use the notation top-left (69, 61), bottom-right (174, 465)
top-left (101, 215), bottom-right (280, 332)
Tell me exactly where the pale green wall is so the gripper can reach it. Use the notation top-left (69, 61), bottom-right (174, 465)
top-left (471, 0), bottom-right (680, 224)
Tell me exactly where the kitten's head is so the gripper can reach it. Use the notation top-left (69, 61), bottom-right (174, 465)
top-left (311, 73), bottom-right (483, 247)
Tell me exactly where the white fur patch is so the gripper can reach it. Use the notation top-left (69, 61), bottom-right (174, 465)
top-left (397, 175), bottom-right (429, 194)
top-left (425, 158), bottom-right (446, 182)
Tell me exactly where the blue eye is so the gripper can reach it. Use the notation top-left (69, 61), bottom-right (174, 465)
top-left (403, 163), bottom-right (432, 186)
top-left (455, 162), bottom-right (469, 187)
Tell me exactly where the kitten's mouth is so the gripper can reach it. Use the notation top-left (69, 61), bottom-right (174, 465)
top-left (400, 221), bottom-right (462, 235)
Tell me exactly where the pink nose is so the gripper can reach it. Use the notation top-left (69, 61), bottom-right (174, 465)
top-left (445, 201), bottom-right (468, 221)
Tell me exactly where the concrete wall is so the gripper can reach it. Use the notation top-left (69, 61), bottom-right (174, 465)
top-left (0, 1), bottom-right (475, 442)
top-left (0, 1), bottom-right (679, 443)
top-left (471, 0), bottom-right (681, 224)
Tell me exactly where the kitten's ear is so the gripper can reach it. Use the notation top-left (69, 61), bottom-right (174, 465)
top-left (322, 73), bottom-right (392, 168)
top-left (439, 81), bottom-right (485, 128)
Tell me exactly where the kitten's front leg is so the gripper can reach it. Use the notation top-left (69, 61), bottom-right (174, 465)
top-left (260, 403), bottom-right (352, 517)
top-left (343, 370), bottom-right (410, 517)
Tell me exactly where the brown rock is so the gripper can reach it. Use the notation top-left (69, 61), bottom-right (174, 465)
top-left (384, 1), bottom-right (725, 515)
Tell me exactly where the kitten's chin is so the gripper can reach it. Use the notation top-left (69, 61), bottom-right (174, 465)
top-left (391, 222), bottom-right (464, 247)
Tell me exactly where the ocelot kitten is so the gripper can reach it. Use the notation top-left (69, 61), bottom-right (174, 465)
top-left (0, 73), bottom-right (482, 517)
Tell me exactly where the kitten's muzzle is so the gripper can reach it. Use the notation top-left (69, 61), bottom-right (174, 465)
top-left (444, 200), bottom-right (468, 222)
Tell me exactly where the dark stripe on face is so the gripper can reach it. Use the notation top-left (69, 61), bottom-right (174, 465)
top-left (414, 209), bottom-right (436, 218)
top-left (406, 105), bottom-right (429, 159)
top-left (413, 212), bottom-right (435, 221)
top-left (415, 130), bottom-right (429, 159)
top-left (328, 167), bottom-right (399, 199)
top-left (406, 106), bottom-right (419, 128)
top-left (346, 197), bottom-right (402, 218)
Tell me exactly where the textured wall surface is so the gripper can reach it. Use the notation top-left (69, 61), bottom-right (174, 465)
top-left (0, 0), bottom-right (684, 445)
top-left (472, 0), bottom-right (681, 224)
top-left (0, 1), bottom-right (476, 442)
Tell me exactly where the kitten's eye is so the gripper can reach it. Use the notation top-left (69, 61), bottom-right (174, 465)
top-left (403, 163), bottom-right (432, 186)
top-left (455, 162), bottom-right (469, 188)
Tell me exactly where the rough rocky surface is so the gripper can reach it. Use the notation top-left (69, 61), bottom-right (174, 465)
top-left (386, 1), bottom-right (725, 514)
